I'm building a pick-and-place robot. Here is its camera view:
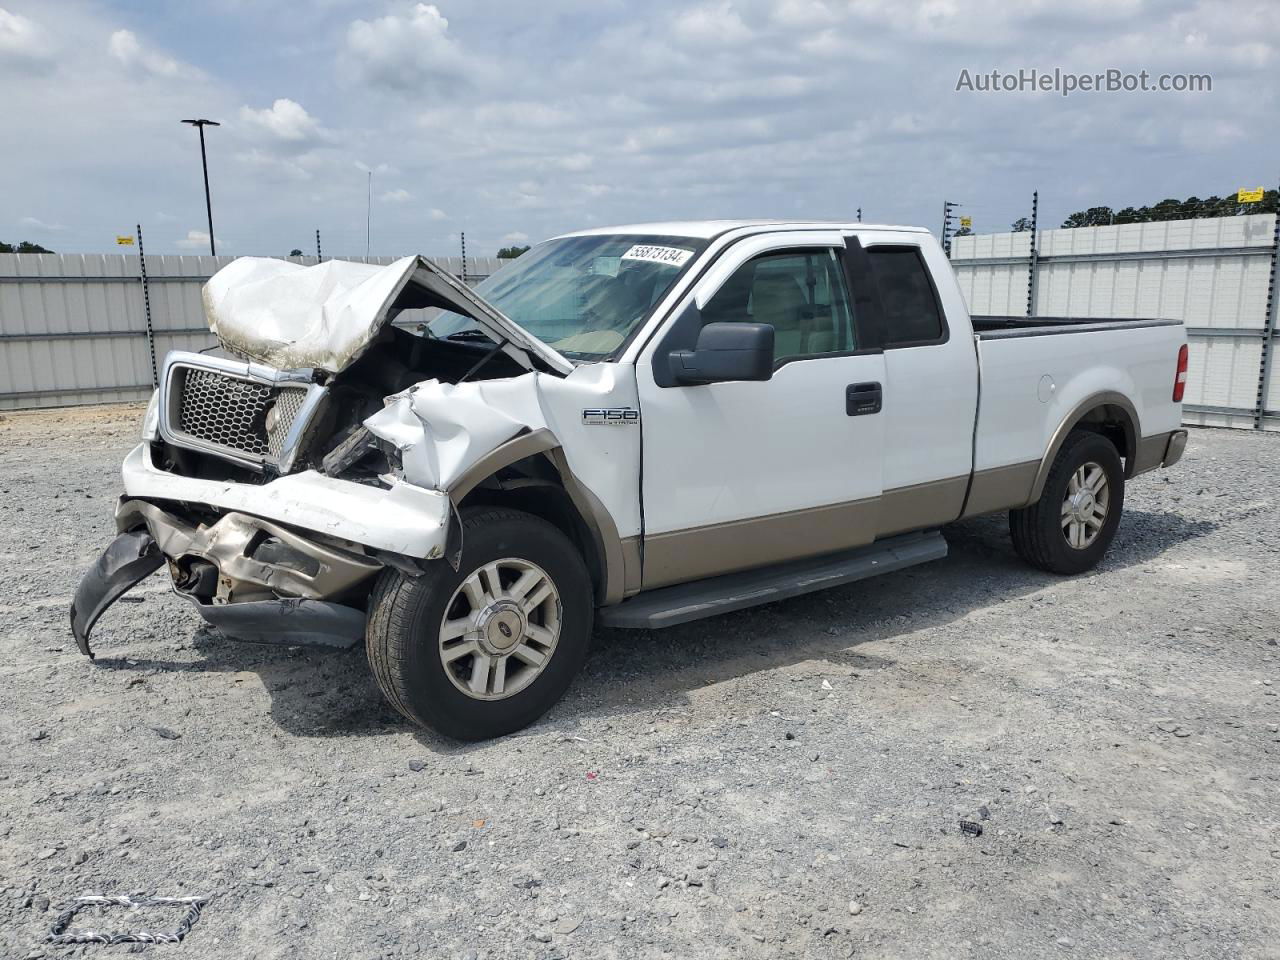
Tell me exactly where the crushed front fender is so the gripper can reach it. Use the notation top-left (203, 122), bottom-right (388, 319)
top-left (69, 530), bottom-right (164, 659)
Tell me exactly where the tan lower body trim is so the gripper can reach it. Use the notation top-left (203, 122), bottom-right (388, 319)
top-left (620, 535), bottom-right (643, 597)
top-left (642, 497), bottom-right (881, 589)
top-left (876, 476), bottom-right (968, 537)
top-left (961, 460), bottom-right (1040, 517)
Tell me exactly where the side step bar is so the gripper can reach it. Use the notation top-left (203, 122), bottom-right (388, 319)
top-left (599, 530), bottom-right (947, 630)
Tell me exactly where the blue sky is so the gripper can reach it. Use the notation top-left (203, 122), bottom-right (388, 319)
top-left (2, 0), bottom-right (1274, 256)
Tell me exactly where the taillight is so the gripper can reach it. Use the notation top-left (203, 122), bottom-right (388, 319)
top-left (1172, 343), bottom-right (1188, 402)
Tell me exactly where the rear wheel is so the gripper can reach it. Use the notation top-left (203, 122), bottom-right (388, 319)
top-left (1010, 430), bottom-right (1124, 575)
top-left (366, 507), bottom-right (593, 740)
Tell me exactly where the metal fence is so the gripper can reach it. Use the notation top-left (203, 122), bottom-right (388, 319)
top-left (950, 213), bottom-right (1280, 431)
top-left (0, 253), bottom-right (509, 410)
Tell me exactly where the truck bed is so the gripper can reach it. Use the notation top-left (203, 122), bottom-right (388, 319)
top-left (971, 315), bottom-right (1182, 339)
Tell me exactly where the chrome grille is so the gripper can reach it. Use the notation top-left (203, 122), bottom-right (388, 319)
top-left (179, 368), bottom-right (274, 456)
top-left (163, 356), bottom-right (317, 470)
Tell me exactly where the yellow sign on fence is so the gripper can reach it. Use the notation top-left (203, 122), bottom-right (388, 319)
top-left (115, 235), bottom-right (135, 246)
top-left (959, 216), bottom-right (972, 229)
top-left (1237, 187), bottom-right (1264, 204)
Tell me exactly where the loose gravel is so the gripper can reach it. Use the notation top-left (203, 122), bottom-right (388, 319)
top-left (2, 404), bottom-right (1278, 960)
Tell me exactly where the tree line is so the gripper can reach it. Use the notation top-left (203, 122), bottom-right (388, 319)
top-left (1009, 189), bottom-right (1279, 231)
top-left (0, 240), bottom-right (55, 253)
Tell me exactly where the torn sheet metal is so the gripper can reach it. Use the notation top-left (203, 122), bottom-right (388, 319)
top-left (364, 375), bottom-right (549, 491)
top-left (201, 255), bottom-right (573, 376)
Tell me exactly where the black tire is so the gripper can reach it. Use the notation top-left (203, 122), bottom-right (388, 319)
top-left (1009, 430), bottom-right (1125, 575)
top-left (366, 507), bottom-right (593, 740)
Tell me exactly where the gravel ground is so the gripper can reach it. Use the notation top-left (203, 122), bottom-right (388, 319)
top-left (2, 403), bottom-right (1278, 960)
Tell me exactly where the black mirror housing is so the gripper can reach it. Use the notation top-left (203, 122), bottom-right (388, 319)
top-left (668, 321), bottom-right (775, 385)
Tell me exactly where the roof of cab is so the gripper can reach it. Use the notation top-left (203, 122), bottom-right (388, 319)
top-left (555, 220), bottom-right (930, 240)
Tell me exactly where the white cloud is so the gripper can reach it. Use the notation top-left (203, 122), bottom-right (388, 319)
top-left (672, 2), bottom-right (752, 46)
top-left (175, 229), bottom-right (212, 249)
top-left (18, 215), bottom-right (64, 231)
top-left (239, 98), bottom-right (332, 146)
top-left (108, 29), bottom-right (185, 77)
top-left (558, 152), bottom-right (594, 172)
top-left (428, 207), bottom-right (447, 220)
top-left (343, 3), bottom-right (470, 93)
top-left (0, 7), bottom-right (53, 69)
top-left (381, 188), bottom-right (412, 203)
top-left (501, 231), bottom-right (529, 245)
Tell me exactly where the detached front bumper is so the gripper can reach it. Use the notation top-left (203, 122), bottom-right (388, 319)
top-left (71, 444), bottom-right (456, 657)
top-left (71, 500), bottom-right (383, 658)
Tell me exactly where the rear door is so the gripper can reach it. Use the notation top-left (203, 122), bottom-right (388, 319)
top-left (852, 233), bottom-right (979, 534)
top-left (635, 232), bottom-right (887, 588)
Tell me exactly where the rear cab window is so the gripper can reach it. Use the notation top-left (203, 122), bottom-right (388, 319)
top-left (866, 246), bottom-right (947, 347)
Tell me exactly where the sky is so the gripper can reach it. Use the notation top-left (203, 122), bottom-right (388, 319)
top-left (1, 0), bottom-right (1274, 257)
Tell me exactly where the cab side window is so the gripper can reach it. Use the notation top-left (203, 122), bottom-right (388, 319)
top-left (702, 249), bottom-right (855, 363)
top-left (866, 246), bottom-right (946, 346)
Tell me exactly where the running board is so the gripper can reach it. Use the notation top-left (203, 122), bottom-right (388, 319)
top-left (599, 530), bottom-right (947, 630)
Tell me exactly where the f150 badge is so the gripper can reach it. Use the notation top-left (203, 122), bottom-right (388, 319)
top-left (582, 407), bottom-right (640, 426)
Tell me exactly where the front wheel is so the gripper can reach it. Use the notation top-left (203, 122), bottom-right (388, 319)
top-left (1009, 430), bottom-right (1125, 575)
top-left (365, 507), bottom-right (594, 740)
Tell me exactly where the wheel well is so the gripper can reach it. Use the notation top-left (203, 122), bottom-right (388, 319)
top-left (1073, 403), bottom-right (1137, 475)
top-left (456, 454), bottom-right (607, 603)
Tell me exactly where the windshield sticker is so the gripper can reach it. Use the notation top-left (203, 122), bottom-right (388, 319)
top-left (591, 256), bottom-right (621, 277)
top-left (621, 244), bottom-right (694, 268)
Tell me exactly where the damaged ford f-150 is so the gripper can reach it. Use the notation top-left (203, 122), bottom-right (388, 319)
top-left (71, 220), bottom-right (1190, 739)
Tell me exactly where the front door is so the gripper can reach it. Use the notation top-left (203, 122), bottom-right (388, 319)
top-left (635, 232), bottom-right (887, 588)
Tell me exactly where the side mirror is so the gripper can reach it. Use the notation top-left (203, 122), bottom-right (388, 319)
top-left (668, 322), bottom-right (775, 385)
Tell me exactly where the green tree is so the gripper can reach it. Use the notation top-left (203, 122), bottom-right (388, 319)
top-left (0, 240), bottom-right (54, 253)
top-left (1061, 206), bottom-right (1114, 228)
top-left (289, 248), bottom-right (303, 257)
top-left (1010, 217), bottom-right (1032, 232)
top-left (1060, 189), bottom-right (1278, 228)
top-left (496, 245), bottom-right (530, 259)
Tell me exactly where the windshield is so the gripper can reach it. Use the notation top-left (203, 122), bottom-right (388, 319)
top-left (427, 234), bottom-right (706, 361)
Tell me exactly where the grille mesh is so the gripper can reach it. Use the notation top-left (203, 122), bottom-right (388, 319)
top-left (176, 368), bottom-right (307, 461)
top-left (267, 386), bottom-right (307, 458)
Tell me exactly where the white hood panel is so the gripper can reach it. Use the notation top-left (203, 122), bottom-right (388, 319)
top-left (202, 255), bottom-right (573, 376)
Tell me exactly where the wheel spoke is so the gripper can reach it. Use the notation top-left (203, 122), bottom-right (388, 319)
top-left (510, 643), bottom-right (547, 668)
top-left (442, 639), bottom-right (479, 663)
top-left (1088, 504), bottom-right (1107, 529)
top-left (508, 568), bottom-right (543, 601)
top-left (468, 653), bottom-right (493, 694)
top-left (520, 581), bottom-right (553, 615)
top-left (461, 572), bottom-right (486, 611)
top-left (440, 616), bottom-right (473, 643)
top-left (525, 621), bottom-right (556, 647)
top-left (1061, 499), bottom-right (1074, 518)
top-left (1068, 469), bottom-right (1083, 495)
top-left (481, 562), bottom-right (505, 600)
top-left (491, 656), bottom-right (508, 695)
top-left (1068, 520), bottom-right (1084, 548)
top-left (1086, 467), bottom-right (1107, 494)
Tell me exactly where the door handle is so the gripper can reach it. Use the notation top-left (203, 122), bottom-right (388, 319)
top-left (846, 382), bottom-right (882, 416)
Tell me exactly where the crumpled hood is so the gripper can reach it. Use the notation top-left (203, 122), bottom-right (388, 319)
top-left (201, 255), bottom-right (574, 376)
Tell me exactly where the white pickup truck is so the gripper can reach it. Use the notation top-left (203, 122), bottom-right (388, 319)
top-left (71, 220), bottom-right (1189, 739)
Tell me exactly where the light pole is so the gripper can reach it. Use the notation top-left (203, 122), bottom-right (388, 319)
top-left (181, 118), bottom-right (220, 256)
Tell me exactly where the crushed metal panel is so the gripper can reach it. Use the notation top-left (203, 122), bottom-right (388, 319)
top-left (201, 255), bottom-right (574, 376)
top-left (364, 374), bottom-right (549, 491)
